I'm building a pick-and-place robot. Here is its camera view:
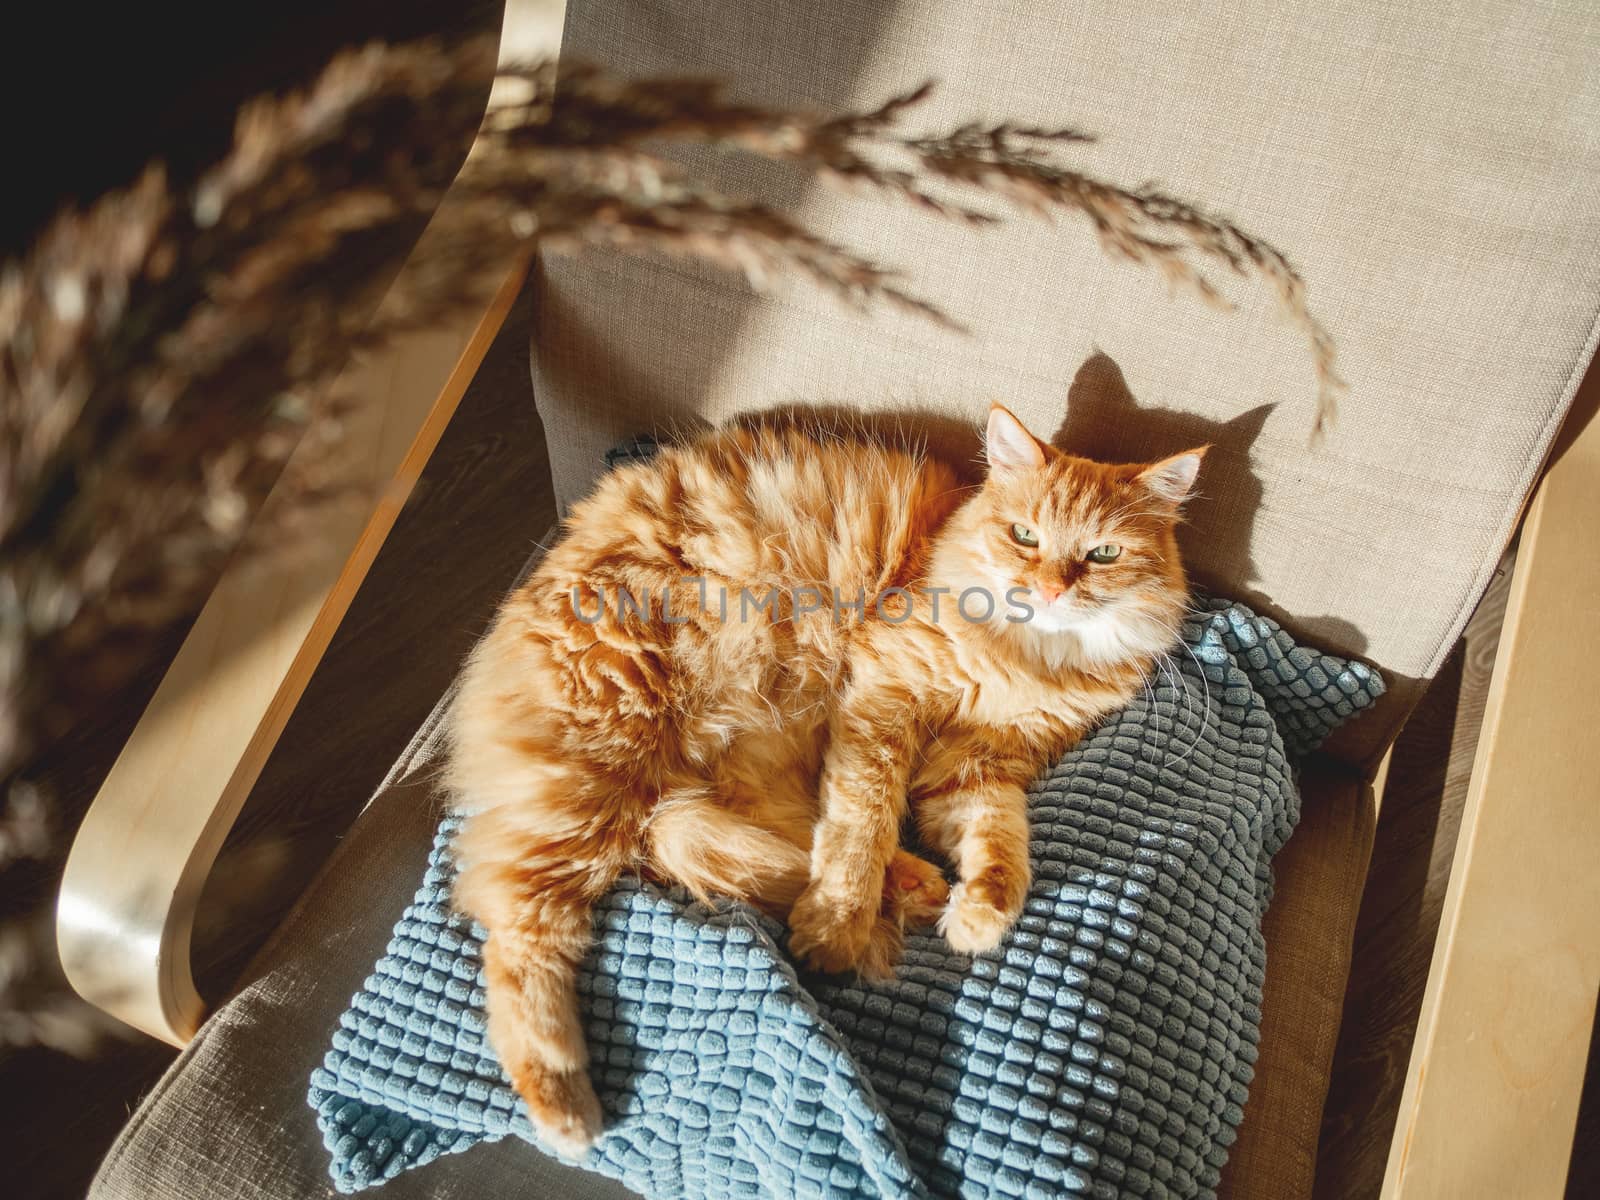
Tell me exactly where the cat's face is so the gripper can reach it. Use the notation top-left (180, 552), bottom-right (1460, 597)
top-left (933, 405), bottom-right (1204, 658)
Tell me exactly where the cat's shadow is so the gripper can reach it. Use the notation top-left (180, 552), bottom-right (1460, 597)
top-left (1051, 351), bottom-right (1271, 596)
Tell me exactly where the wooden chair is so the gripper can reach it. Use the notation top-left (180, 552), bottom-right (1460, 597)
top-left (61, 1), bottom-right (1600, 1196)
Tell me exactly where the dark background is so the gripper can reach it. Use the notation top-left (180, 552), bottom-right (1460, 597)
top-left (1, 1), bottom-right (498, 254)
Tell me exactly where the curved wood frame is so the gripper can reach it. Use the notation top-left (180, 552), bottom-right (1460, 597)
top-left (55, 2), bottom-right (551, 1046)
top-left (1381, 376), bottom-right (1600, 1198)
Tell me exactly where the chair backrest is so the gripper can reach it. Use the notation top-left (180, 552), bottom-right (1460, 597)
top-left (532, 0), bottom-right (1600, 766)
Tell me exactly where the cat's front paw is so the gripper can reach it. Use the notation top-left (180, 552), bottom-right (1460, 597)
top-left (858, 914), bottom-right (906, 982)
top-left (939, 865), bottom-right (1028, 954)
top-left (788, 882), bottom-right (878, 974)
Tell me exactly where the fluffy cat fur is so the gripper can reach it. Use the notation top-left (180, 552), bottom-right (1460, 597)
top-left (448, 404), bottom-right (1204, 1153)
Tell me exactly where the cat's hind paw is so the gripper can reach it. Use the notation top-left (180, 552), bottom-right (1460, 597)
top-left (885, 850), bottom-right (951, 927)
top-left (508, 1061), bottom-right (604, 1159)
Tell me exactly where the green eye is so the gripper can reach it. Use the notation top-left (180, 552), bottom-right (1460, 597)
top-left (1087, 544), bottom-right (1122, 563)
top-left (1010, 524), bottom-right (1039, 547)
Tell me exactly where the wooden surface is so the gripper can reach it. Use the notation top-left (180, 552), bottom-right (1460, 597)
top-left (1316, 555), bottom-right (1512, 1197)
top-left (1378, 389), bottom-right (1600, 1197)
top-left (1221, 764), bottom-right (1383, 1200)
top-left (192, 282), bottom-right (556, 1003)
top-left (57, 242), bottom-right (527, 1044)
top-left (8, 277), bottom-right (557, 1200)
top-left (52, 0), bottom-right (570, 1051)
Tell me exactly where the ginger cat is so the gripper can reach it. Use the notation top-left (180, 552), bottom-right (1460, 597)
top-left (448, 404), bottom-right (1204, 1154)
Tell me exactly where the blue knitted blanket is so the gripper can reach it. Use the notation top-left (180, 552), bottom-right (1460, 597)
top-left (308, 599), bottom-right (1381, 1198)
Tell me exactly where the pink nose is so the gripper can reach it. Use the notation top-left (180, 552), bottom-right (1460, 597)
top-left (1036, 582), bottom-right (1064, 604)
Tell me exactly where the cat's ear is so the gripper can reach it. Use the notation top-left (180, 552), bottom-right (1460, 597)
top-left (986, 404), bottom-right (1047, 472)
top-left (1138, 447), bottom-right (1208, 505)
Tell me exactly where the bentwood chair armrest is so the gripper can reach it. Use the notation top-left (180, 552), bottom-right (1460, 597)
top-left (55, 1), bottom-right (554, 1046)
top-left (1382, 374), bottom-right (1600, 1198)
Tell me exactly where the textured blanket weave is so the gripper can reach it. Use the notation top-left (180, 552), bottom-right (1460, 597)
top-left (308, 599), bottom-right (1381, 1197)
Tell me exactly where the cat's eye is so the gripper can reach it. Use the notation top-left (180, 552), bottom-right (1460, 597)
top-left (1086, 544), bottom-right (1122, 563)
top-left (1010, 523), bottom-right (1040, 547)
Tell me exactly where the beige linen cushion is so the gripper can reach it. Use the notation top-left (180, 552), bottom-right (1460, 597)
top-left (534, 0), bottom-right (1600, 766)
